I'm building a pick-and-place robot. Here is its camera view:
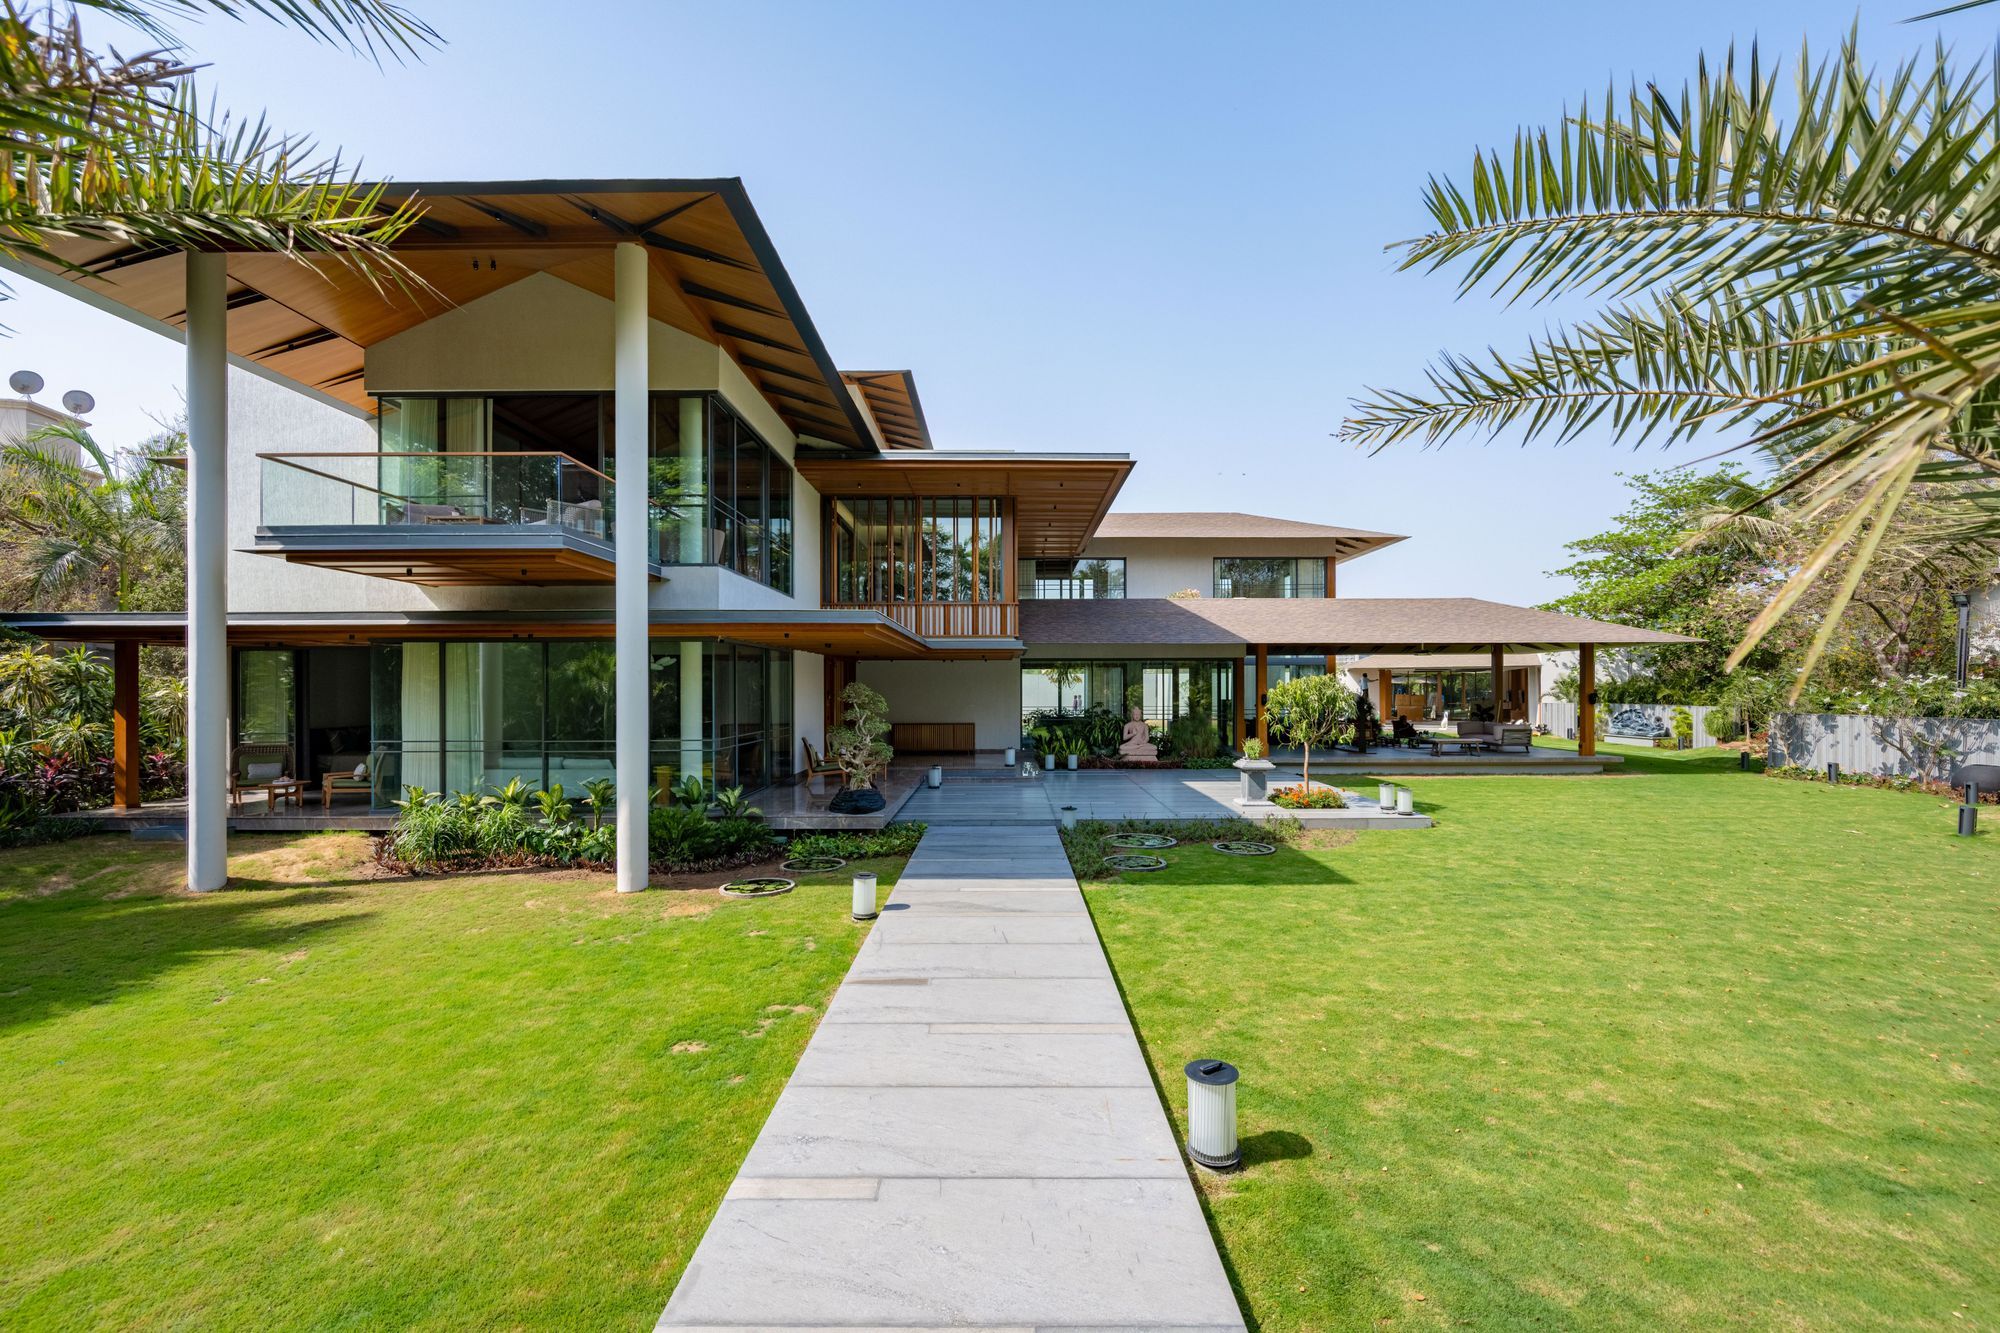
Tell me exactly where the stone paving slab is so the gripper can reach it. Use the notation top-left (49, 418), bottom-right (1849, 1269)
top-left (656, 824), bottom-right (1246, 1332)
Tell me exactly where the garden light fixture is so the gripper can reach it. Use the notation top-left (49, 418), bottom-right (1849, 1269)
top-left (851, 871), bottom-right (878, 921)
top-left (1378, 783), bottom-right (1395, 810)
top-left (1184, 1059), bottom-right (1240, 1171)
top-left (1396, 789), bottom-right (1415, 815)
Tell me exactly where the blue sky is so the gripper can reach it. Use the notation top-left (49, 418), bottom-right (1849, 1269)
top-left (8, 0), bottom-right (1993, 599)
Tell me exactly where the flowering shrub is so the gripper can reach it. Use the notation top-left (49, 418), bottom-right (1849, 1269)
top-left (1270, 784), bottom-right (1348, 810)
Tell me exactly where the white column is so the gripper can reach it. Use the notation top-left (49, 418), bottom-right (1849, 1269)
top-left (185, 251), bottom-right (229, 891)
top-left (613, 242), bottom-right (651, 893)
top-left (680, 641), bottom-right (704, 782)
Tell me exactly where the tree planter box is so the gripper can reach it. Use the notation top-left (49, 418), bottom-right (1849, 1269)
top-left (1233, 756), bottom-right (1275, 805)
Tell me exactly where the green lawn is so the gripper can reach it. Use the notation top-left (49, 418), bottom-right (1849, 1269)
top-left (0, 833), bottom-right (900, 1331)
top-left (1081, 746), bottom-right (1999, 1331)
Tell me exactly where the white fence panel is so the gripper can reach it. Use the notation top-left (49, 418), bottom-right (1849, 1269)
top-left (1535, 700), bottom-right (1719, 747)
top-left (1767, 713), bottom-right (2000, 782)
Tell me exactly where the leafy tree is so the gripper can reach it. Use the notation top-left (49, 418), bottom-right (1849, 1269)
top-left (1542, 469), bottom-right (1790, 697)
top-left (827, 683), bottom-right (892, 791)
top-left (2, 1), bottom-right (435, 280)
top-left (1264, 672), bottom-right (1349, 792)
top-left (1339, 34), bottom-right (2000, 695)
top-left (0, 422), bottom-right (185, 612)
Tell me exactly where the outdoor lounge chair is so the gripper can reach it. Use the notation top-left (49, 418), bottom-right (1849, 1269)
top-left (799, 737), bottom-right (842, 790)
top-left (1455, 719), bottom-right (1534, 753)
top-left (230, 742), bottom-right (298, 811)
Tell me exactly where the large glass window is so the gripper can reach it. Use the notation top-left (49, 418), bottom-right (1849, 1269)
top-left (373, 392), bottom-right (793, 592)
top-left (1023, 558), bottom-right (1125, 599)
top-left (830, 496), bottom-right (1009, 604)
top-left (364, 639), bottom-right (792, 805)
top-left (1213, 557), bottom-right (1327, 598)
top-left (1020, 658), bottom-right (1235, 754)
top-left (235, 649), bottom-right (295, 745)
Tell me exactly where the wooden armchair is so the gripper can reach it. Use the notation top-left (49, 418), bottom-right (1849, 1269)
top-left (799, 737), bottom-right (843, 789)
top-left (229, 742), bottom-right (296, 811)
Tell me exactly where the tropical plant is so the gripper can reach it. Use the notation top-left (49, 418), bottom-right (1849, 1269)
top-left (671, 774), bottom-right (708, 810)
top-left (713, 785), bottom-right (761, 821)
top-left (0, 0), bottom-right (435, 291)
top-left (1265, 672), bottom-right (1350, 790)
top-left (1339, 34), bottom-right (2000, 696)
top-left (473, 799), bottom-right (529, 859)
top-left (485, 776), bottom-right (533, 809)
top-left (579, 776), bottom-right (615, 829)
top-left (531, 782), bottom-right (571, 826)
top-left (826, 682), bottom-right (892, 791)
top-left (1, 426), bottom-right (185, 612)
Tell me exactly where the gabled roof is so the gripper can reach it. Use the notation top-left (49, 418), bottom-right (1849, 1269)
top-left (1020, 597), bottom-right (1694, 653)
top-left (1090, 511), bottom-right (1405, 561)
top-left (1, 179), bottom-right (878, 450)
top-left (842, 371), bottom-right (931, 450)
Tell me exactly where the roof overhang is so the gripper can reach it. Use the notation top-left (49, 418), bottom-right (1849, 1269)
top-left (0, 609), bottom-right (1022, 660)
top-left (249, 526), bottom-right (662, 586)
top-left (1, 179), bottom-right (878, 449)
top-left (841, 371), bottom-right (931, 450)
top-left (797, 451), bottom-right (1134, 558)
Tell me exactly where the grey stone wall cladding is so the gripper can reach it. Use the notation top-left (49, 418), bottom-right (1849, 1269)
top-left (1768, 713), bottom-right (2000, 782)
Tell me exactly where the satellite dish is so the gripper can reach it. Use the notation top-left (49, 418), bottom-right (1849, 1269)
top-left (61, 390), bottom-right (94, 416)
top-left (8, 370), bottom-right (43, 396)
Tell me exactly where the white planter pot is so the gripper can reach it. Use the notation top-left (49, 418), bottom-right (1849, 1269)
top-left (928, 765), bottom-right (943, 789)
top-left (1059, 805), bottom-right (1078, 830)
top-left (1396, 788), bottom-right (1415, 815)
top-left (1066, 754), bottom-right (1079, 771)
top-left (1003, 748), bottom-right (1017, 767)
top-left (1378, 783), bottom-right (1396, 810)
top-left (1044, 754), bottom-right (1055, 771)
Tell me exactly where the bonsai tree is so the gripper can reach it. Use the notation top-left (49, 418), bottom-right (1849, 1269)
top-left (828, 682), bottom-right (893, 791)
top-left (1264, 672), bottom-right (1349, 792)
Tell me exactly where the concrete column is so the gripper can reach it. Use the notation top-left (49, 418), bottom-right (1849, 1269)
top-left (1579, 644), bottom-right (1597, 757)
top-left (112, 639), bottom-right (141, 810)
top-left (1254, 644), bottom-right (1269, 750)
top-left (680, 640), bottom-right (703, 785)
top-left (613, 242), bottom-right (650, 893)
top-left (185, 251), bottom-right (228, 891)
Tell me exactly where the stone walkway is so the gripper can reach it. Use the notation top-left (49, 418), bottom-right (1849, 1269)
top-left (655, 824), bottom-right (1246, 1332)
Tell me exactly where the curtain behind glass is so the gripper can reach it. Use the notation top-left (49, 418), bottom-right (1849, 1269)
top-left (400, 642), bottom-right (442, 795)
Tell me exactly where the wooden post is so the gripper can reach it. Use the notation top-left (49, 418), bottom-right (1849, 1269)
top-left (112, 639), bottom-right (141, 811)
top-left (1489, 645), bottom-right (1506, 721)
top-left (1233, 656), bottom-right (1246, 750)
top-left (1255, 644), bottom-right (1269, 750)
top-left (1325, 557), bottom-right (1336, 598)
top-left (1377, 667), bottom-right (1392, 721)
top-left (1579, 643), bottom-right (1596, 757)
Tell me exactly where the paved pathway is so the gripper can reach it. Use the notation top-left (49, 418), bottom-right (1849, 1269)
top-left (896, 768), bottom-right (1278, 825)
top-left (655, 824), bottom-right (1246, 1332)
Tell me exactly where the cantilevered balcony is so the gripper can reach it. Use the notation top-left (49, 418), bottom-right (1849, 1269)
top-left (252, 451), bottom-right (664, 586)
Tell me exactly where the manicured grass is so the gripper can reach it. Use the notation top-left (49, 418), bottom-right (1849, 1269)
top-left (0, 833), bottom-right (901, 1330)
top-left (1080, 747), bottom-right (1999, 1330)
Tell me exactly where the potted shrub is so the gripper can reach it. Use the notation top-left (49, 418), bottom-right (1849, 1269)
top-left (827, 682), bottom-right (893, 814)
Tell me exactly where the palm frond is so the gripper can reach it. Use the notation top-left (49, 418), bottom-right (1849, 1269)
top-left (68, 0), bottom-right (438, 61)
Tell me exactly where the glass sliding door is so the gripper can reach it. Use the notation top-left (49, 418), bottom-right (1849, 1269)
top-left (235, 649), bottom-right (295, 746)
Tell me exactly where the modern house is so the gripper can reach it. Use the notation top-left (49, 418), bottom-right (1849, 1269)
top-left (0, 178), bottom-right (1684, 890)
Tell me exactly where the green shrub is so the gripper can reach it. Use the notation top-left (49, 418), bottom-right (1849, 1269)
top-left (649, 806), bottom-right (775, 870)
top-left (783, 823), bottom-right (926, 860)
top-left (1163, 716), bottom-right (1221, 760)
top-left (1706, 711), bottom-right (1740, 743)
top-left (389, 787), bottom-right (477, 871)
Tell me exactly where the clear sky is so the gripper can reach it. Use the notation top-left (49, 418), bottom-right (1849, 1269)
top-left (7, 0), bottom-right (1992, 601)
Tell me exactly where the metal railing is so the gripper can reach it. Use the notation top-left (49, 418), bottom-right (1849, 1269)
top-left (258, 451), bottom-right (620, 544)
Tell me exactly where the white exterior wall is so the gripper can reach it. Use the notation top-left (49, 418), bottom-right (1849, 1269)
top-left (1079, 537), bottom-right (1348, 600)
top-left (793, 650), bottom-right (825, 763)
top-left (856, 659), bottom-right (1023, 751)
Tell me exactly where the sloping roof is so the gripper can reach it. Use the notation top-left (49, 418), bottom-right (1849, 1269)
top-left (1019, 598), bottom-right (1694, 652)
top-left (842, 371), bottom-right (931, 450)
top-left (2, 179), bottom-right (878, 449)
top-left (1089, 512), bottom-right (1404, 561)
top-left (1347, 652), bottom-right (1545, 671)
top-left (798, 451), bottom-right (1133, 559)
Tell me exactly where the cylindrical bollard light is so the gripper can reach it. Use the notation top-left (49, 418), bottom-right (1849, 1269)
top-left (1184, 1059), bottom-right (1240, 1171)
top-left (1739, 750), bottom-right (1749, 771)
top-left (1004, 747), bottom-right (1017, 767)
top-left (1378, 783), bottom-right (1396, 810)
top-left (1959, 805), bottom-right (1979, 837)
top-left (928, 764), bottom-right (943, 789)
top-left (1060, 805), bottom-right (1078, 830)
top-left (851, 871), bottom-right (878, 921)
top-left (1396, 788), bottom-right (1415, 815)
top-left (1827, 762), bottom-right (1841, 784)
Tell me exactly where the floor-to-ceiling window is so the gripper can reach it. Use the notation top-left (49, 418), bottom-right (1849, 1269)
top-left (365, 639), bottom-right (792, 805)
top-left (828, 496), bottom-right (1009, 606)
top-left (1020, 659), bottom-right (1234, 741)
top-left (235, 649), bottom-right (295, 746)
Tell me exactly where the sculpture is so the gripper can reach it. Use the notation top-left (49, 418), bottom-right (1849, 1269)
top-left (1118, 705), bottom-right (1158, 762)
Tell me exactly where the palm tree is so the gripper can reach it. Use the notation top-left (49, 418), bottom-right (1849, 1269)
top-left (1338, 35), bottom-right (2000, 693)
top-left (2, 0), bottom-right (437, 282)
top-left (3, 421), bottom-right (184, 611)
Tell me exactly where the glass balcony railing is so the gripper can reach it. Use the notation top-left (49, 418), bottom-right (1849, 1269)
top-left (258, 451), bottom-right (620, 545)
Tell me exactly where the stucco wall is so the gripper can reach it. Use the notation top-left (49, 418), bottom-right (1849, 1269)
top-left (856, 659), bottom-right (1023, 751)
top-left (1080, 537), bottom-right (1348, 600)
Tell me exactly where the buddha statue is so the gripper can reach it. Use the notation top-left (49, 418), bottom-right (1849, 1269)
top-left (1118, 705), bottom-right (1158, 762)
